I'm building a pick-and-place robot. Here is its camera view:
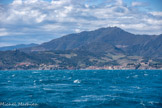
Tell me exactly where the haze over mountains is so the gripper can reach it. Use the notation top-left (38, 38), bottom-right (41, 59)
top-left (0, 27), bottom-right (162, 70)
top-left (0, 43), bottom-right (38, 51)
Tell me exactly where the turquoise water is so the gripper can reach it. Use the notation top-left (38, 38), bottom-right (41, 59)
top-left (0, 70), bottom-right (161, 108)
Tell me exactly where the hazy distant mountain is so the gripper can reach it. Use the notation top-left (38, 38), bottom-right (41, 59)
top-left (0, 43), bottom-right (38, 51)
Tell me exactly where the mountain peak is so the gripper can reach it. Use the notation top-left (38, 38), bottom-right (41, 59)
top-left (93, 27), bottom-right (126, 35)
top-left (22, 26), bottom-right (157, 54)
top-left (96, 26), bottom-right (123, 31)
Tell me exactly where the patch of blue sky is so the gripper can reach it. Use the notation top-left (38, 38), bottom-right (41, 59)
top-left (0, 0), bottom-right (161, 11)
top-left (0, 0), bottom-right (13, 4)
top-left (124, 0), bottom-right (162, 11)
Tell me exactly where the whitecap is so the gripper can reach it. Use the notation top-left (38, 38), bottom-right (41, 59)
top-left (55, 84), bottom-right (70, 86)
top-left (136, 87), bottom-right (140, 89)
top-left (73, 99), bottom-right (88, 102)
top-left (111, 89), bottom-right (123, 91)
top-left (140, 101), bottom-right (145, 106)
top-left (104, 95), bottom-right (115, 97)
top-left (32, 71), bottom-right (40, 73)
top-left (12, 74), bottom-right (15, 77)
top-left (133, 75), bottom-right (138, 78)
top-left (81, 95), bottom-right (98, 98)
top-left (73, 79), bottom-right (81, 83)
top-left (132, 86), bottom-right (141, 89)
top-left (76, 95), bottom-right (107, 102)
top-left (126, 76), bottom-right (130, 79)
top-left (33, 80), bottom-right (37, 85)
top-left (144, 74), bottom-right (148, 76)
top-left (148, 101), bottom-right (154, 105)
top-left (68, 77), bottom-right (72, 80)
top-left (43, 88), bottom-right (54, 91)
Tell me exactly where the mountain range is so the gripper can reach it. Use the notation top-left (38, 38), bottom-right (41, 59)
top-left (23, 27), bottom-right (161, 58)
top-left (0, 43), bottom-right (38, 51)
top-left (0, 27), bottom-right (162, 70)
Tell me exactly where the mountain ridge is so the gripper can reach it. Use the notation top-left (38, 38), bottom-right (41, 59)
top-left (0, 43), bottom-right (38, 51)
top-left (22, 27), bottom-right (160, 58)
top-left (1, 27), bottom-right (162, 70)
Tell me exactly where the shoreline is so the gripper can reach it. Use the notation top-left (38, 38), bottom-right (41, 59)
top-left (0, 69), bottom-right (162, 71)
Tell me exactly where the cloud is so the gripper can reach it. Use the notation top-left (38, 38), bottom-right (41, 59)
top-left (131, 2), bottom-right (146, 7)
top-left (150, 11), bottom-right (162, 16)
top-left (0, 42), bottom-right (15, 47)
top-left (116, 0), bottom-right (123, 5)
top-left (0, 31), bottom-right (9, 36)
top-left (12, 0), bottom-right (22, 5)
top-left (75, 29), bottom-right (81, 33)
top-left (0, 28), bottom-right (9, 36)
top-left (0, 0), bottom-right (162, 46)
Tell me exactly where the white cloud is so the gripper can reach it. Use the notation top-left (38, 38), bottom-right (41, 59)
top-left (85, 4), bottom-right (89, 8)
top-left (75, 29), bottom-right (81, 33)
top-left (12, 0), bottom-right (22, 5)
top-left (132, 2), bottom-right (145, 7)
top-left (150, 12), bottom-right (162, 16)
top-left (116, 0), bottom-right (123, 5)
top-left (41, 24), bottom-right (66, 31)
top-left (0, 28), bottom-right (9, 36)
top-left (0, 32), bottom-right (9, 37)
top-left (144, 18), bottom-right (162, 25)
top-left (25, 0), bottom-right (38, 4)
top-left (0, 43), bottom-right (15, 47)
top-left (51, 0), bottom-right (69, 5)
top-left (0, 0), bottom-right (162, 46)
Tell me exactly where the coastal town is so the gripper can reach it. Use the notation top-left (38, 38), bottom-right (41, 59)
top-left (5, 60), bottom-right (162, 70)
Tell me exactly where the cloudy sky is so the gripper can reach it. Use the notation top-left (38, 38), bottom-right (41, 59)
top-left (0, 0), bottom-right (162, 47)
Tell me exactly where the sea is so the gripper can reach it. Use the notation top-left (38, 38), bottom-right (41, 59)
top-left (0, 70), bottom-right (161, 108)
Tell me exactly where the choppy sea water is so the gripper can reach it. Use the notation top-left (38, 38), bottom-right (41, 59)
top-left (0, 70), bottom-right (161, 108)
